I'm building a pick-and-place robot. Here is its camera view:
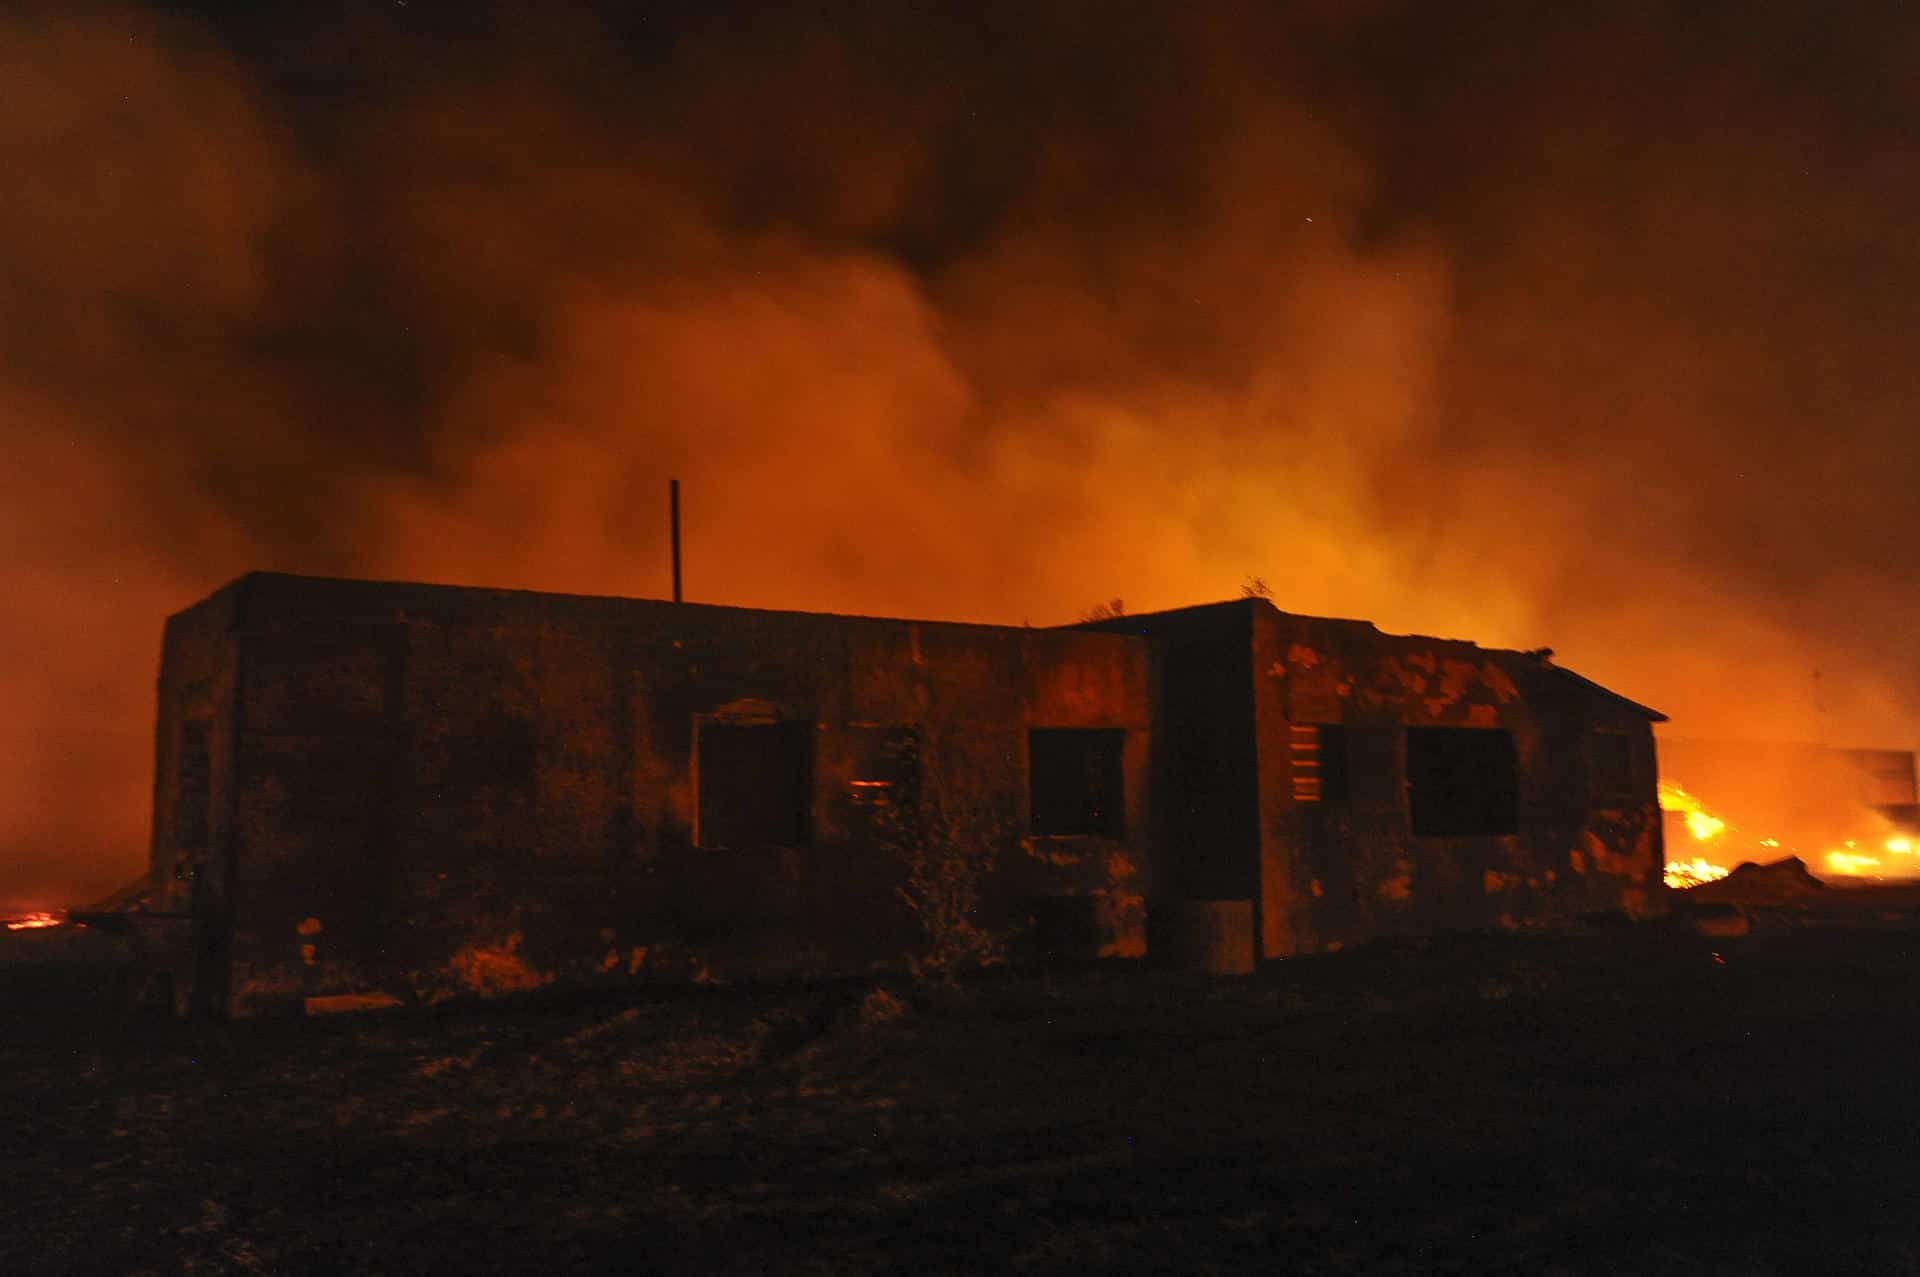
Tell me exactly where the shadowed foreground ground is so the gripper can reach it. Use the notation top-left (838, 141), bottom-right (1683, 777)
top-left (7, 926), bottom-right (1920, 1275)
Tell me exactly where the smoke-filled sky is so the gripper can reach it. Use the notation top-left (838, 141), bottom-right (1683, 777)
top-left (5, 0), bottom-right (1919, 907)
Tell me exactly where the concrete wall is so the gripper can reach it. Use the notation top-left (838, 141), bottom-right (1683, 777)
top-left (1121, 603), bottom-right (1259, 902)
top-left (1250, 604), bottom-right (1664, 955)
top-left (164, 575), bottom-right (1154, 1012)
top-left (1090, 600), bottom-right (1664, 958)
top-left (151, 577), bottom-right (1667, 1010)
top-left (147, 579), bottom-right (247, 1011)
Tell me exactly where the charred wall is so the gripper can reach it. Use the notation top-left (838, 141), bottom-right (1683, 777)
top-left (150, 576), bottom-right (1669, 1009)
top-left (1088, 598), bottom-right (1664, 958)
top-left (172, 574), bottom-right (1153, 1012)
top-left (1082, 603), bottom-right (1259, 904)
top-left (1250, 603), bottom-right (1663, 955)
top-left (147, 579), bottom-right (248, 1011)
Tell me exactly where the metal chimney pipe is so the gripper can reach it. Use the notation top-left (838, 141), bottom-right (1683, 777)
top-left (670, 479), bottom-right (683, 603)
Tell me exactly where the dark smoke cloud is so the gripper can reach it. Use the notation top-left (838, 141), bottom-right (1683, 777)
top-left (4, 1), bottom-right (1918, 906)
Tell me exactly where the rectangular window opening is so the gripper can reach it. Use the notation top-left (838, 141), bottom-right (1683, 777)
top-left (1290, 723), bottom-right (1349, 802)
top-left (697, 720), bottom-right (812, 848)
top-left (1029, 728), bottom-right (1125, 837)
top-left (1406, 726), bottom-right (1518, 836)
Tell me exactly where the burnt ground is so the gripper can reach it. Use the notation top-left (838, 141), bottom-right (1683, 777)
top-left (6, 924), bottom-right (1920, 1276)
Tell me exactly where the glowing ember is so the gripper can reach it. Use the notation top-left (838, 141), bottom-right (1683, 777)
top-left (4, 910), bottom-right (62, 931)
top-left (1664, 858), bottom-right (1732, 890)
top-left (1887, 836), bottom-right (1913, 855)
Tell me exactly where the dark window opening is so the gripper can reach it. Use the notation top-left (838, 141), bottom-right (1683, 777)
top-left (848, 725), bottom-right (919, 808)
top-left (1406, 727), bottom-right (1518, 836)
top-left (1290, 724), bottom-right (1349, 802)
top-left (698, 721), bottom-right (812, 848)
top-left (1588, 730), bottom-right (1635, 805)
top-left (1030, 728), bottom-right (1125, 837)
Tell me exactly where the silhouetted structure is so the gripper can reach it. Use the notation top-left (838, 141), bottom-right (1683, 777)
top-left (146, 575), bottom-right (1664, 1014)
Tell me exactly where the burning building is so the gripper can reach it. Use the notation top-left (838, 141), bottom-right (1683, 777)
top-left (141, 573), bottom-right (1665, 1015)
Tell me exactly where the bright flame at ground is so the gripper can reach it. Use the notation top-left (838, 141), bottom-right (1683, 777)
top-left (1822, 834), bottom-right (1920, 879)
top-left (1659, 780), bottom-right (1735, 888)
top-left (4, 911), bottom-right (62, 930)
top-left (1824, 851), bottom-right (1884, 876)
top-left (1664, 858), bottom-right (1731, 890)
top-left (1659, 777), bottom-right (1920, 887)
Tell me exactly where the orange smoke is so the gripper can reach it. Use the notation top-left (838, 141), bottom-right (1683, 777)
top-left (2, 5), bottom-right (1919, 911)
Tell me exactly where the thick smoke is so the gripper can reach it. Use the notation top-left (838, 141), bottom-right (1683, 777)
top-left (4, 2), bottom-right (1918, 907)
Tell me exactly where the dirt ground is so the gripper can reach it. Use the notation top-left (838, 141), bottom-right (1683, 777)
top-left (6, 923), bottom-right (1920, 1276)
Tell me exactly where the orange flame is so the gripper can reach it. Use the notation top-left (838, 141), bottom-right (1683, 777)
top-left (1821, 834), bottom-right (1919, 879)
top-left (1664, 858), bottom-right (1731, 890)
top-left (1658, 778), bottom-right (1920, 885)
top-left (1658, 780), bottom-right (1726, 842)
top-left (4, 910), bottom-right (63, 930)
top-left (1659, 781), bottom-right (1735, 888)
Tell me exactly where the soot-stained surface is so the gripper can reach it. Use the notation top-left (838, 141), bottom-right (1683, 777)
top-left (8, 925), bottom-right (1920, 1274)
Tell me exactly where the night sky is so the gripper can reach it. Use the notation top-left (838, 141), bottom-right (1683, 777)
top-left (5, 0), bottom-right (1919, 908)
